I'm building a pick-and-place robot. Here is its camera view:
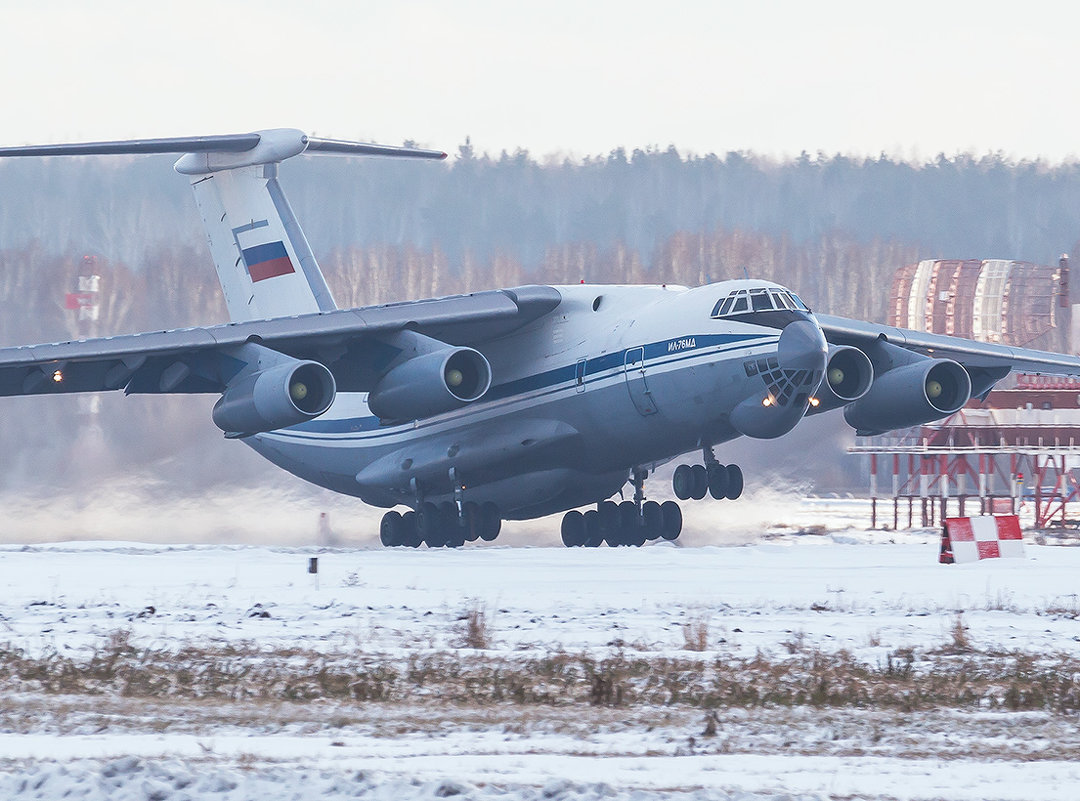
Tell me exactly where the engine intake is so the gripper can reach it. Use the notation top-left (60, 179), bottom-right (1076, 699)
top-left (843, 358), bottom-right (971, 434)
top-left (368, 347), bottom-right (492, 421)
top-left (807, 346), bottom-right (874, 415)
top-left (212, 360), bottom-right (336, 436)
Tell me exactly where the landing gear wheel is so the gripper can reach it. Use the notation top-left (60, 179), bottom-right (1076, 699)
top-left (419, 502), bottom-right (446, 548)
top-left (598, 500), bottom-right (619, 533)
top-left (610, 501), bottom-right (636, 546)
top-left (708, 464), bottom-right (729, 500)
top-left (725, 464), bottom-right (744, 500)
top-left (642, 500), bottom-right (663, 541)
top-left (479, 502), bottom-right (501, 542)
top-left (672, 464), bottom-right (694, 500)
top-left (583, 509), bottom-right (603, 547)
top-left (660, 500), bottom-right (683, 540)
top-left (379, 511), bottom-right (403, 547)
top-left (561, 510), bottom-right (586, 547)
top-left (441, 502), bottom-right (465, 548)
top-left (689, 465), bottom-right (708, 500)
top-left (401, 511), bottom-right (421, 548)
top-left (462, 502), bottom-right (481, 542)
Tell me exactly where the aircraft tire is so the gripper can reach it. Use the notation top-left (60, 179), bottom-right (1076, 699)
top-left (561, 510), bottom-right (586, 547)
top-left (462, 502), bottom-right (481, 542)
top-left (420, 502), bottom-right (446, 548)
top-left (708, 464), bottom-right (730, 500)
top-left (401, 511), bottom-right (422, 547)
top-left (479, 502), bottom-right (501, 541)
top-left (379, 511), bottom-right (403, 547)
top-left (642, 500), bottom-right (663, 540)
top-left (598, 500), bottom-right (619, 531)
top-left (672, 464), bottom-right (694, 500)
top-left (582, 509), bottom-right (603, 547)
top-left (689, 465), bottom-right (709, 500)
top-left (440, 502), bottom-right (465, 548)
top-left (725, 464), bottom-right (744, 500)
top-left (660, 500), bottom-right (682, 540)
top-left (613, 501), bottom-right (638, 546)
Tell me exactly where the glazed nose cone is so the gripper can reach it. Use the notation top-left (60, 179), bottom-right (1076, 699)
top-left (730, 320), bottom-right (828, 439)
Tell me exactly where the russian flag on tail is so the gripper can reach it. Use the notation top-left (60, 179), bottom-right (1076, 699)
top-left (242, 241), bottom-right (295, 282)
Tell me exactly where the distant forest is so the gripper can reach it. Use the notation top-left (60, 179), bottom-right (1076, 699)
top-left (0, 145), bottom-right (1078, 494)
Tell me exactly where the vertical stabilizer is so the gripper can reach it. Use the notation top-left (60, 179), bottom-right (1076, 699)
top-left (0, 128), bottom-right (446, 323)
top-left (189, 163), bottom-right (335, 321)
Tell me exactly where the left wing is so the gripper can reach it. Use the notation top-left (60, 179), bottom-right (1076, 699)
top-left (817, 314), bottom-right (1080, 375)
top-left (0, 285), bottom-right (561, 397)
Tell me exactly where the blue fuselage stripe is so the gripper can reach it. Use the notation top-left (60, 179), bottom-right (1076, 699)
top-left (279, 331), bottom-right (775, 440)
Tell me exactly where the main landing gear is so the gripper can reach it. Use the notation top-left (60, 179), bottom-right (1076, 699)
top-left (560, 468), bottom-right (683, 547)
top-left (379, 501), bottom-right (502, 548)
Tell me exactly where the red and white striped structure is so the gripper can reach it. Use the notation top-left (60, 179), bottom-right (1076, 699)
top-left (940, 515), bottom-right (1025, 564)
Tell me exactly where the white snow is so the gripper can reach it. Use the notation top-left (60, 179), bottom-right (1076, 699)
top-left (2, 515), bottom-right (1080, 799)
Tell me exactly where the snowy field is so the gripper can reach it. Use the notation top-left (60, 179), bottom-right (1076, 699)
top-left (2, 503), bottom-right (1080, 799)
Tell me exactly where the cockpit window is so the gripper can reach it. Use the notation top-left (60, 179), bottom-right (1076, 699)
top-left (750, 290), bottom-right (773, 311)
top-left (712, 287), bottom-right (808, 319)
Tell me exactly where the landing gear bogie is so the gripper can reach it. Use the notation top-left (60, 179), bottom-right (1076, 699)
top-left (379, 500), bottom-right (503, 548)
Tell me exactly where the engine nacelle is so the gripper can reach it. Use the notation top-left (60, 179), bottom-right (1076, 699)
top-left (212, 360), bottom-right (336, 436)
top-left (807, 346), bottom-right (874, 415)
top-left (368, 347), bottom-right (492, 421)
top-left (843, 358), bottom-right (971, 434)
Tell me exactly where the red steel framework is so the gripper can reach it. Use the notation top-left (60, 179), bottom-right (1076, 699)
top-left (853, 388), bottom-right (1080, 530)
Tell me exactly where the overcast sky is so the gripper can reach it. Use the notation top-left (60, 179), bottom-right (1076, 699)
top-left (2, 0), bottom-right (1077, 162)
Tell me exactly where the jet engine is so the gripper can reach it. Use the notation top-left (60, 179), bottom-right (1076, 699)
top-left (843, 358), bottom-right (970, 434)
top-left (367, 346), bottom-right (492, 421)
top-left (212, 360), bottom-right (336, 436)
top-left (807, 346), bottom-right (874, 415)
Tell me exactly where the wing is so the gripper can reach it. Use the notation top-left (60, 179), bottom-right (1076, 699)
top-left (0, 285), bottom-right (561, 397)
top-left (817, 313), bottom-right (1080, 394)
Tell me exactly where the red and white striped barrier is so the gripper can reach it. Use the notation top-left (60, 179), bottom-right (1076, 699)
top-left (940, 515), bottom-right (1024, 564)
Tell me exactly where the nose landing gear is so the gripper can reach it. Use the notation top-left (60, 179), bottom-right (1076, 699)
top-left (673, 450), bottom-right (743, 501)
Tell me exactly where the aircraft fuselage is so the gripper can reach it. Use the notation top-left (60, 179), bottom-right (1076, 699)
top-left (250, 280), bottom-right (828, 519)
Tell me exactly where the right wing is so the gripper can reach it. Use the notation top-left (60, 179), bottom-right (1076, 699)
top-left (0, 285), bottom-right (561, 397)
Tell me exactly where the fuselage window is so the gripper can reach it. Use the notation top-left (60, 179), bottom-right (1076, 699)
top-left (751, 291), bottom-right (773, 312)
top-left (788, 293), bottom-right (809, 311)
top-left (716, 296), bottom-right (735, 316)
top-left (731, 295), bottom-right (749, 313)
top-left (771, 291), bottom-right (792, 309)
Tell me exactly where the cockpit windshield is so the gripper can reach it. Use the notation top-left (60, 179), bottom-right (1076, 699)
top-left (710, 288), bottom-right (809, 318)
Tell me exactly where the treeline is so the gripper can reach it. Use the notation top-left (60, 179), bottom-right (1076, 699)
top-left (1, 146), bottom-right (1078, 276)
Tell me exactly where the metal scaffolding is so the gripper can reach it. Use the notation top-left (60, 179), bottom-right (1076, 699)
top-left (851, 390), bottom-right (1080, 530)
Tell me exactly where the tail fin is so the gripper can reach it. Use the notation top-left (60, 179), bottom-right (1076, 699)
top-left (187, 161), bottom-right (336, 320)
top-left (0, 128), bottom-right (447, 322)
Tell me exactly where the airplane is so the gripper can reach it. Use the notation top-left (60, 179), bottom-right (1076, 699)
top-left (1, 127), bottom-right (1079, 549)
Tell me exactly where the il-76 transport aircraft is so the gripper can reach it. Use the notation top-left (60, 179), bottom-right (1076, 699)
top-left (1, 129), bottom-right (1079, 548)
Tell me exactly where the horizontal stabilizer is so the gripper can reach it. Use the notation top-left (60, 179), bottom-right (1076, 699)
top-left (0, 133), bottom-right (262, 157)
top-left (0, 129), bottom-right (447, 162)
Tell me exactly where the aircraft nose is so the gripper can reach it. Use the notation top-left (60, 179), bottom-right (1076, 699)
top-left (729, 319), bottom-right (828, 439)
top-left (777, 319), bottom-right (829, 373)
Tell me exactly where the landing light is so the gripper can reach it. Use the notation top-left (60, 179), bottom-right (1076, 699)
top-left (52, 370), bottom-right (63, 383)
top-left (809, 396), bottom-right (820, 407)
top-left (762, 396), bottom-right (773, 407)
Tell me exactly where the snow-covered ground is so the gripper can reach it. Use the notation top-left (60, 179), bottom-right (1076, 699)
top-left (2, 505), bottom-right (1080, 800)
